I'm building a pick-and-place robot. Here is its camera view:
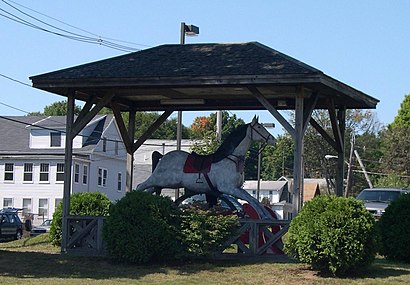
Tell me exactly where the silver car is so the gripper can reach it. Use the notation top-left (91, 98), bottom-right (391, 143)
top-left (356, 188), bottom-right (408, 219)
top-left (30, 219), bottom-right (52, 236)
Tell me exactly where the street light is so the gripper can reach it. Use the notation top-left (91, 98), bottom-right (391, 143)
top-left (176, 22), bottom-right (199, 200)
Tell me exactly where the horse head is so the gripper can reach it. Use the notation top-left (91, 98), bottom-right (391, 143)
top-left (249, 116), bottom-right (275, 146)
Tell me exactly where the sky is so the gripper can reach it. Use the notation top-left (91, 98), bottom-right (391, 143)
top-left (1, 0), bottom-right (409, 135)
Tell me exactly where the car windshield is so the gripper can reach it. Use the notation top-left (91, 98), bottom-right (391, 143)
top-left (356, 190), bottom-right (401, 203)
top-left (40, 220), bottom-right (52, 226)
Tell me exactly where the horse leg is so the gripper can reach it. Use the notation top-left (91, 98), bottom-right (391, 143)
top-left (220, 187), bottom-right (272, 219)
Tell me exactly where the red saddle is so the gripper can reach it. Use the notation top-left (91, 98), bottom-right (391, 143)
top-left (183, 152), bottom-right (213, 173)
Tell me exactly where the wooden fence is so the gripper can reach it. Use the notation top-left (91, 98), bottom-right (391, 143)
top-left (63, 216), bottom-right (289, 258)
top-left (65, 216), bottom-right (106, 256)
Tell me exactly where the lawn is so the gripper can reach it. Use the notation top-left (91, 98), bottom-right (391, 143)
top-left (1, 235), bottom-right (410, 285)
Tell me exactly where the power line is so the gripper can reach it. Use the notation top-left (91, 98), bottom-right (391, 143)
top-left (7, 0), bottom-right (151, 48)
top-left (0, 72), bottom-right (31, 87)
top-left (0, 0), bottom-right (143, 52)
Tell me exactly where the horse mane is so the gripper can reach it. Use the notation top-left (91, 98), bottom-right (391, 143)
top-left (212, 123), bottom-right (249, 162)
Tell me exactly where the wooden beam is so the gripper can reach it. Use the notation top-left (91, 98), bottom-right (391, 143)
top-left (126, 111), bottom-right (136, 192)
top-left (75, 94), bottom-right (98, 124)
top-left (293, 94), bottom-right (304, 215)
top-left (132, 109), bottom-right (173, 152)
top-left (111, 102), bottom-right (133, 154)
top-left (302, 92), bottom-right (318, 134)
top-left (72, 93), bottom-right (115, 137)
top-left (327, 99), bottom-right (344, 153)
top-left (61, 91), bottom-right (75, 253)
top-left (247, 86), bottom-right (295, 138)
top-left (309, 118), bottom-right (338, 151)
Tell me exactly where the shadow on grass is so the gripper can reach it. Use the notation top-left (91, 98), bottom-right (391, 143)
top-left (0, 250), bottom-right (289, 281)
top-left (1, 249), bottom-right (409, 282)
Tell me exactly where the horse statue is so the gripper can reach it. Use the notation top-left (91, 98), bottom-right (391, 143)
top-left (136, 116), bottom-right (275, 219)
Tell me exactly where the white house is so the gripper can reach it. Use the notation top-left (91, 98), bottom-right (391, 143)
top-left (243, 180), bottom-right (293, 220)
top-left (0, 115), bottom-right (126, 225)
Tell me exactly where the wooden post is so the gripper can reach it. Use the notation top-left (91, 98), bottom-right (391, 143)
top-left (293, 95), bottom-right (304, 215)
top-left (335, 108), bottom-right (346, 197)
top-left (61, 92), bottom-right (75, 253)
top-left (126, 111), bottom-right (136, 192)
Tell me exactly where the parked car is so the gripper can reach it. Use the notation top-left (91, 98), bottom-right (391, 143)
top-left (30, 219), bottom-right (52, 236)
top-left (0, 208), bottom-right (24, 240)
top-left (356, 188), bottom-right (409, 219)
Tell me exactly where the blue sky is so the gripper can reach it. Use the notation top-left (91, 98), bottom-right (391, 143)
top-left (1, 0), bottom-right (409, 134)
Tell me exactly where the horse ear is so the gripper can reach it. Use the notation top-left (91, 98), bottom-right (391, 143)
top-left (252, 115), bottom-right (258, 123)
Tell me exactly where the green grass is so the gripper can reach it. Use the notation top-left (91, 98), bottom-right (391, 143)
top-left (1, 234), bottom-right (410, 285)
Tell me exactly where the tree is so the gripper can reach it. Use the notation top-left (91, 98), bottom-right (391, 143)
top-left (261, 134), bottom-right (294, 180)
top-left (188, 111), bottom-right (245, 155)
top-left (28, 100), bottom-right (82, 116)
top-left (300, 109), bottom-right (382, 195)
top-left (379, 94), bottom-right (410, 186)
top-left (390, 94), bottom-right (410, 128)
top-left (189, 111), bottom-right (245, 141)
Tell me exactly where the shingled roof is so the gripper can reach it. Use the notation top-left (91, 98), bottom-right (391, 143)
top-left (0, 115), bottom-right (110, 156)
top-left (30, 42), bottom-right (379, 112)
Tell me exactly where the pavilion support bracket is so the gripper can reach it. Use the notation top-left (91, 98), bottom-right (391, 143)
top-left (247, 86), bottom-right (295, 139)
top-left (72, 93), bottom-right (115, 137)
top-left (111, 101), bottom-right (133, 154)
top-left (132, 109), bottom-right (173, 152)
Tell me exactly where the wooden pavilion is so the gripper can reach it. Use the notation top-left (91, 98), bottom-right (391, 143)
top-left (30, 42), bottom-right (379, 253)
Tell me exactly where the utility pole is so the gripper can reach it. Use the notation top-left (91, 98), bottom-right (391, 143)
top-left (354, 150), bottom-right (373, 189)
top-left (344, 133), bottom-right (355, 197)
top-left (176, 22), bottom-right (199, 200)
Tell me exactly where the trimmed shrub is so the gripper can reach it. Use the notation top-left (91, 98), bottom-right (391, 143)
top-left (284, 195), bottom-right (376, 276)
top-left (378, 193), bottom-right (410, 261)
top-left (103, 191), bottom-right (182, 264)
top-left (49, 192), bottom-right (111, 246)
top-left (179, 203), bottom-right (239, 257)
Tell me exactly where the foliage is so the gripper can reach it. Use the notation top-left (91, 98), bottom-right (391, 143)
top-left (189, 111), bottom-right (245, 140)
top-left (122, 111), bottom-right (189, 140)
top-left (190, 131), bottom-right (221, 155)
top-left (103, 191), bottom-right (182, 264)
top-left (390, 94), bottom-right (410, 128)
top-left (262, 134), bottom-right (294, 180)
top-left (374, 173), bottom-right (409, 189)
top-left (284, 195), bottom-right (376, 276)
top-left (179, 204), bottom-right (239, 257)
top-left (28, 100), bottom-right (82, 116)
top-left (49, 192), bottom-right (111, 246)
top-left (378, 193), bottom-right (410, 261)
top-left (379, 126), bottom-right (410, 185)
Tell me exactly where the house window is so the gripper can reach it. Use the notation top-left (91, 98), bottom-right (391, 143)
top-left (74, 163), bottom-right (80, 183)
top-left (50, 132), bottom-right (62, 147)
top-left (39, 163), bottom-right (49, 182)
top-left (38, 199), bottom-right (48, 218)
top-left (102, 137), bottom-right (107, 152)
top-left (55, 198), bottom-right (62, 210)
top-left (56, 163), bottom-right (65, 182)
top-left (3, 198), bottom-right (13, 208)
top-left (23, 163), bottom-right (33, 182)
top-left (115, 141), bottom-right (119, 155)
top-left (23, 198), bottom-right (32, 215)
top-left (4, 163), bottom-right (14, 181)
top-left (117, 172), bottom-right (122, 191)
top-left (82, 165), bottom-right (88, 184)
top-left (98, 168), bottom-right (107, 187)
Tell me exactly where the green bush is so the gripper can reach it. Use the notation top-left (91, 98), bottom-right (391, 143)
top-left (179, 204), bottom-right (239, 257)
top-left (284, 195), bottom-right (376, 276)
top-left (378, 193), bottom-right (410, 261)
top-left (103, 191), bottom-right (182, 264)
top-left (49, 192), bottom-right (111, 246)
